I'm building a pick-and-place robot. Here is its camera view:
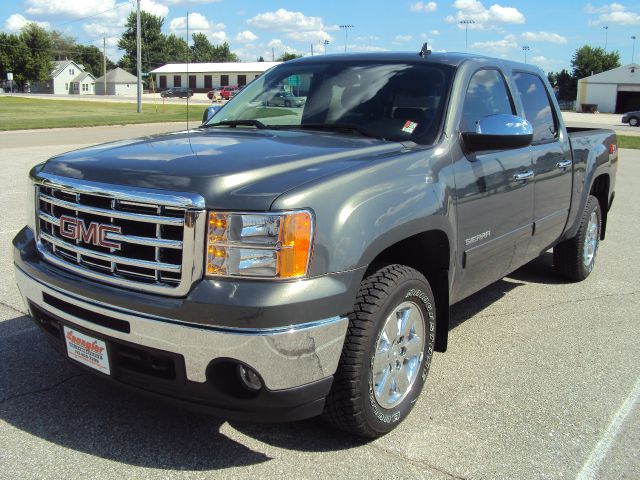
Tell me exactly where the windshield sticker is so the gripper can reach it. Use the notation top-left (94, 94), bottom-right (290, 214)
top-left (402, 121), bottom-right (418, 133)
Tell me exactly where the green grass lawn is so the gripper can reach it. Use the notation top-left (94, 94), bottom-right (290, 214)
top-left (0, 96), bottom-right (202, 130)
top-left (618, 135), bottom-right (640, 149)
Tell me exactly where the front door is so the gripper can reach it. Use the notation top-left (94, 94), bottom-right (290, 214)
top-left (189, 75), bottom-right (196, 89)
top-left (512, 72), bottom-right (573, 258)
top-left (453, 68), bottom-right (534, 301)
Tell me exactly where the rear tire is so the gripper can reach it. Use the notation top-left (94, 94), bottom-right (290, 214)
top-left (553, 195), bottom-right (601, 281)
top-left (323, 264), bottom-right (436, 438)
top-left (629, 116), bottom-right (639, 127)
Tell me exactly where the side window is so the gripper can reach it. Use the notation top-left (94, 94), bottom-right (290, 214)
top-left (460, 69), bottom-right (513, 132)
top-left (513, 72), bottom-right (557, 143)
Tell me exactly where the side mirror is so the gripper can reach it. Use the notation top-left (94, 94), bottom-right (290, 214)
top-left (202, 105), bottom-right (222, 124)
top-left (461, 114), bottom-right (533, 152)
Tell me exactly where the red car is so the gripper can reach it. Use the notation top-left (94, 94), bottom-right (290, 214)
top-left (219, 86), bottom-right (238, 100)
top-left (207, 88), bottom-right (222, 100)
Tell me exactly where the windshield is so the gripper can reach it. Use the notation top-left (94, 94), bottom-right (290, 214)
top-left (205, 60), bottom-right (453, 144)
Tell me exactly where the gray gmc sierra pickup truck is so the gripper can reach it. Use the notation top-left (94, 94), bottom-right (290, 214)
top-left (13, 50), bottom-right (617, 438)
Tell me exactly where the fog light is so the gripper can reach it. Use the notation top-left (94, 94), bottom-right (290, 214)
top-left (237, 364), bottom-right (263, 392)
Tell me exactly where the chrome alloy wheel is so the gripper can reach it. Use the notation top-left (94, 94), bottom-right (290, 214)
top-left (583, 210), bottom-right (599, 268)
top-left (371, 301), bottom-right (426, 409)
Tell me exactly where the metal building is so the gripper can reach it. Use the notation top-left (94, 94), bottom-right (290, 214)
top-left (576, 63), bottom-right (640, 113)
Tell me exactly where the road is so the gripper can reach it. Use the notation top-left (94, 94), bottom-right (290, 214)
top-left (0, 125), bottom-right (638, 480)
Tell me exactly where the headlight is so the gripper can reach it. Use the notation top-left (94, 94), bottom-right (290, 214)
top-left (206, 210), bottom-right (313, 279)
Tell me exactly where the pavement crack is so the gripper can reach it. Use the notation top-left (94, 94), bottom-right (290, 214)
top-left (368, 442), bottom-right (468, 479)
top-left (0, 373), bottom-right (88, 405)
top-left (0, 299), bottom-right (27, 316)
top-left (472, 290), bottom-right (639, 320)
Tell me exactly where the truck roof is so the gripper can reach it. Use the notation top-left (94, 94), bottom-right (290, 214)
top-left (285, 51), bottom-right (540, 72)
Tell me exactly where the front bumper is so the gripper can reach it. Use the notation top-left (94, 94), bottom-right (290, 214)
top-left (14, 228), bottom-right (352, 421)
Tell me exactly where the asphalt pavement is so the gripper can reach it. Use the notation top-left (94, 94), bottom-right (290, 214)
top-left (0, 124), bottom-right (638, 480)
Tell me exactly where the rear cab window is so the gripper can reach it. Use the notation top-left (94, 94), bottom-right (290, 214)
top-left (512, 72), bottom-right (557, 143)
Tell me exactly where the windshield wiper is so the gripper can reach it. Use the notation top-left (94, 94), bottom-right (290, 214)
top-left (205, 119), bottom-right (267, 129)
top-left (295, 123), bottom-right (383, 140)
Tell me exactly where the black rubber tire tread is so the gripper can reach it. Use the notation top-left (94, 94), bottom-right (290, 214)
top-left (629, 116), bottom-right (639, 127)
top-left (322, 264), bottom-right (429, 438)
top-left (553, 195), bottom-right (601, 282)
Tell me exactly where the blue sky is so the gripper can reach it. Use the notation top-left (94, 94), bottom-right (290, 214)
top-left (2, 0), bottom-right (640, 72)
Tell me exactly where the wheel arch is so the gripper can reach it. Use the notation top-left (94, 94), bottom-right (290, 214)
top-left (590, 173), bottom-right (610, 239)
top-left (363, 229), bottom-right (451, 353)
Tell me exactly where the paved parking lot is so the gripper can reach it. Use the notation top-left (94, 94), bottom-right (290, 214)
top-left (0, 124), bottom-right (638, 479)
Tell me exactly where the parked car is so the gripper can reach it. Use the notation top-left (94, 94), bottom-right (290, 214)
top-left (621, 110), bottom-right (640, 126)
top-left (207, 88), bottom-right (222, 101)
top-left (219, 86), bottom-right (237, 100)
top-left (263, 91), bottom-right (306, 107)
top-left (14, 51), bottom-right (618, 438)
top-left (160, 87), bottom-right (193, 98)
top-left (228, 85), bottom-right (247, 100)
top-left (202, 105), bottom-right (222, 123)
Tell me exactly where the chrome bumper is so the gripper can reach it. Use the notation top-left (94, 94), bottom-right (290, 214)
top-left (15, 266), bottom-right (348, 391)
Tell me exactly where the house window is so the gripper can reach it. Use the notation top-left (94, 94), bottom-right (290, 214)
top-left (237, 75), bottom-right (247, 86)
top-left (159, 75), bottom-right (167, 88)
top-left (69, 68), bottom-right (74, 75)
top-left (65, 83), bottom-right (68, 90)
top-left (173, 75), bottom-right (182, 87)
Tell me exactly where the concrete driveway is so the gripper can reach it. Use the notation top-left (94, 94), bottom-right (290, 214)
top-left (0, 125), bottom-right (638, 479)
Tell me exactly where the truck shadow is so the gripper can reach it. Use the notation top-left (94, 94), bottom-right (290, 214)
top-left (0, 255), bottom-right (564, 465)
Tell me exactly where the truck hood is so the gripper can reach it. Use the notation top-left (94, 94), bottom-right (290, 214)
top-left (41, 128), bottom-right (404, 210)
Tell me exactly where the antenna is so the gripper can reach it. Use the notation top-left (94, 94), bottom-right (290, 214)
top-left (419, 42), bottom-right (431, 57)
top-left (186, 11), bottom-right (189, 131)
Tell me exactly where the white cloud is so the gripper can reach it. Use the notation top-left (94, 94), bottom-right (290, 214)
top-left (521, 31), bottom-right (567, 44)
top-left (247, 8), bottom-right (324, 32)
top-left (472, 38), bottom-right (518, 53)
top-left (347, 45), bottom-right (389, 52)
top-left (169, 12), bottom-right (221, 33)
top-left (210, 31), bottom-right (227, 43)
top-left (26, 0), bottom-right (115, 17)
top-left (236, 30), bottom-right (258, 43)
top-left (4, 13), bottom-right (50, 32)
top-left (585, 3), bottom-right (640, 24)
top-left (394, 34), bottom-right (413, 42)
top-left (448, 0), bottom-right (525, 28)
top-left (286, 30), bottom-right (332, 43)
top-left (140, 0), bottom-right (169, 17)
top-left (164, 0), bottom-right (221, 4)
top-left (410, 1), bottom-right (438, 13)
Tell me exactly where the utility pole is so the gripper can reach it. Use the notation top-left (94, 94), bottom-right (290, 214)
top-left (603, 25), bottom-right (609, 51)
top-left (103, 37), bottom-right (107, 95)
top-left (311, 43), bottom-right (314, 56)
top-left (632, 36), bottom-right (637, 64)
top-left (272, 47), bottom-right (275, 61)
top-left (459, 19), bottom-right (475, 51)
top-left (339, 25), bottom-right (354, 53)
top-left (522, 45), bottom-right (530, 64)
top-left (136, 0), bottom-right (142, 113)
top-left (322, 39), bottom-right (330, 54)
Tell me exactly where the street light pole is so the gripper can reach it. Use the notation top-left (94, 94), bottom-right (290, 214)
top-left (459, 19), bottom-right (475, 51)
top-left (603, 25), bottom-right (609, 51)
top-left (320, 39), bottom-right (330, 54)
top-left (339, 25), bottom-right (354, 53)
top-left (632, 36), bottom-right (637, 64)
top-left (522, 45), bottom-right (530, 64)
top-left (136, 0), bottom-right (142, 113)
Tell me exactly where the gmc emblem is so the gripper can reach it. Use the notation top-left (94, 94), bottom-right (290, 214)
top-left (59, 215), bottom-right (122, 250)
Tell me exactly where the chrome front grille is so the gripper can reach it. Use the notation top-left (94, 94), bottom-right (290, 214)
top-left (33, 174), bottom-right (206, 296)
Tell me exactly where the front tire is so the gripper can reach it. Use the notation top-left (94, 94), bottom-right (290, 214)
top-left (323, 264), bottom-right (436, 438)
top-left (553, 195), bottom-right (601, 281)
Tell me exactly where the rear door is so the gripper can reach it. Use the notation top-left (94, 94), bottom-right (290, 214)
top-left (512, 72), bottom-right (572, 257)
top-left (453, 68), bottom-right (535, 300)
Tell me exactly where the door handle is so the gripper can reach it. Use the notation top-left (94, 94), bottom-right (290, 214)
top-left (556, 159), bottom-right (572, 170)
top-left (513, 170), bottom-right (534, 182)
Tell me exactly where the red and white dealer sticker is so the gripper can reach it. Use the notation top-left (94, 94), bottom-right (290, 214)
top-left (63, 326), bottom-right (110, 375)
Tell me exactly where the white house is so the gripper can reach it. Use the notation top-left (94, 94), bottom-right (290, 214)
top-left (149, 62), bottom-right (280, 92)
top-left (576, 63), bottom-right (640, 113)
top-left (32, 60), bottom-right (95, 95)
top-left (95, 67), bottom-right (138, 95)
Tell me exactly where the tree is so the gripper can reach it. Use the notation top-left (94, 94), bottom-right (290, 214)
top-left (49, 30), bottom-right (76, 61)
top-left (0, 32), bottom-right (31, 87)
top-left (20, 23), bottom-right (52, 84)
top-left (190, 32), bottom-right (214, 62)
top-left (164, 34), bottom-right (188, 63)
top-left (211, 42), bottom-right (239, 62)
top-left (73, 44), bottom-right (116, 77)
top-left (276, 52), bottom-right (303, 62)
top-left (118, 11), bottom-right (166, 75)
top-left (571, 45), bottom-right (621, 79)
top-left (554, 69), bottom-right (577, 102)
top-left (257, 56), bottom-right (265, 62)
